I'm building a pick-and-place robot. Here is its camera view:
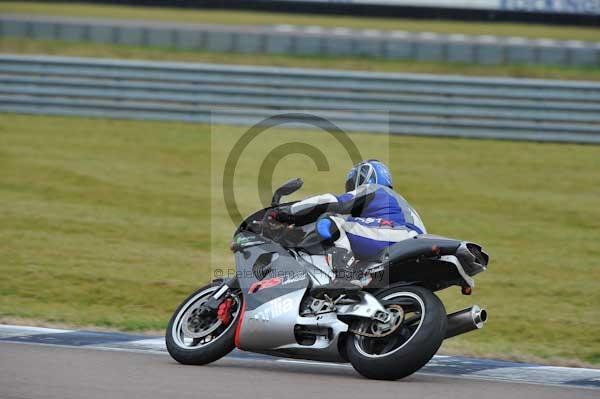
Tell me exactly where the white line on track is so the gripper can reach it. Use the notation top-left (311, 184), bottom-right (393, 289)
top-left (1, 324), bottom-right (598, 390)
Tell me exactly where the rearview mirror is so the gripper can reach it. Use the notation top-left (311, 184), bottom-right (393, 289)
top-left (271, 178), bottom-right (303, 206)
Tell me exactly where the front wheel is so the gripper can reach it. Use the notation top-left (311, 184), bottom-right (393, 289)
top-left (346, 285), bottom-right (447, 380)
top-left (166, 282), bottom-right (242, 365)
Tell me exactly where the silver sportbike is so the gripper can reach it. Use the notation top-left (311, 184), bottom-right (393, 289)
top-left (166, 178), bottom-right (489, 380)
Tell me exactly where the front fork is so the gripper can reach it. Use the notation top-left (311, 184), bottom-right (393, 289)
top-left (200, 277), bottom-right (239, 315)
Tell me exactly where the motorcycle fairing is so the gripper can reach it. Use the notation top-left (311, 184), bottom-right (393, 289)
top-left (233, 232), bottom-right (308, 310)
top-left (237, 288), bottom-right (305, 351)
top-left (233, 231), bottom-right (316, 351)
top-left (237, 285), bottom-right (349, 362)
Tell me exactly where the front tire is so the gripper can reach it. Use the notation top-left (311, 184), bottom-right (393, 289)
top-left (166, 282), bottom-right (242, 365)
top-left (346, 285), bottom-right (446, 380)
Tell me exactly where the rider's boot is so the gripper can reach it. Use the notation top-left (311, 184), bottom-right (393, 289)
top-left (310, 248), bottom-right (361, 299)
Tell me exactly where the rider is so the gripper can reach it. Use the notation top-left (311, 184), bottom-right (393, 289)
top-left (273, 159), bottom-right (427, 292)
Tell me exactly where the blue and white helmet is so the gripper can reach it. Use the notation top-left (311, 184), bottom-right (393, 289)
top-left (345, 159), bottom-right (393, 191)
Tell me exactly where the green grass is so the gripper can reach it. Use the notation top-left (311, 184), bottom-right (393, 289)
top-left (1, 113), bottom-right (599, 366)
top-left (3, 37), bottom-right (600, 82)
top-left (1, 1), bottom-right (599, 42)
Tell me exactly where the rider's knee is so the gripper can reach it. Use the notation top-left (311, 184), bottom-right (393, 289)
top-left (316, 215), bottom-right (340, 243)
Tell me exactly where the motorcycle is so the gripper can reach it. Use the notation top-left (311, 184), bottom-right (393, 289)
top-left (166, 178), bottom-right (489, 380)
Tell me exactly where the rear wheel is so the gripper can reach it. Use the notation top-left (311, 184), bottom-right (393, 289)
top-left (346, 285), bottom-right (446, 380)
top-left (166, 282), bottom-right (242, 365)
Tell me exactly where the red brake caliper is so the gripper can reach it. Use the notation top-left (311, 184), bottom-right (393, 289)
top-left (217, 298), bottom-right (234, 326)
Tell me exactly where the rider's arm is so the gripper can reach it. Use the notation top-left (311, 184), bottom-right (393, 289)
top-left (332, 184), bottom-right (377, 215)
top-left (287, 185), bottom-right (377, 224)
top-left (286, 194), bottom-right (338, 224)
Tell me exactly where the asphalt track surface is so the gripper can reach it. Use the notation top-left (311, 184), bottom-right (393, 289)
top-left (1, 326), bottom-right (599, 399)
top-left (1, 343), bottom-right (597, 399)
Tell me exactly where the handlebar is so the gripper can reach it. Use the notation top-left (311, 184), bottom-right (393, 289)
top-left (253, 212), bottom-right (302, 244)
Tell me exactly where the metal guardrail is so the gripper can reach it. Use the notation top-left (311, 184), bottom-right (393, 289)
top-left (1, 14), bottom-right (600, 67)
top-left (0, 54), bottom-right (599, 143)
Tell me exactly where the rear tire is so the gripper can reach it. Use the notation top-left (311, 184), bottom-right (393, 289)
top-left (165, 282), bottom-right (242, 365)
top-left (346, 285), bottom-right (446, 380)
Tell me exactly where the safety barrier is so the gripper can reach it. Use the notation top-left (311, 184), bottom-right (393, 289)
top-left (0, 54), bottom-right (598, 143)
top-left (1, 15), bottom-right (600, 67)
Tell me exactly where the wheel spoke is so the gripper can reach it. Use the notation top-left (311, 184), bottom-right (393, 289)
top-left (403, 313), bottom-right (422, 326)
top-left (385, 298), bottom-right (414, 306)
top-left (379, 336), bottom-right (400, 354)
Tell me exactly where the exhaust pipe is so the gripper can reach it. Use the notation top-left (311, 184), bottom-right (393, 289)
top-left (445, 305), bottom-right (488, 339)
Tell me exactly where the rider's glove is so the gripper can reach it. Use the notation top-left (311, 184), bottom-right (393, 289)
top-left (268, 207), bottom-right (295, 224)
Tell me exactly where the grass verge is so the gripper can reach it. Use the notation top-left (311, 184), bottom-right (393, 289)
top-left (1, 1), bottom-right (599, 42)
top-left (1, 113), bottom-right (599, 366)
top-left (2, 37), bottom-right (600, 81)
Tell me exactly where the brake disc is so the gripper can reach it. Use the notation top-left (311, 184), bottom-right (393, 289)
top-left (181, 304), bottom-right (223, 339)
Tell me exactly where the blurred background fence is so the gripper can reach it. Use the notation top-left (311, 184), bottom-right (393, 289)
top-left (16, 0), bottom-right (600, 25)
top-left (2, 15), bottom-right (599, 67)
top-left (1, 54), bottom-right (599, 143)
